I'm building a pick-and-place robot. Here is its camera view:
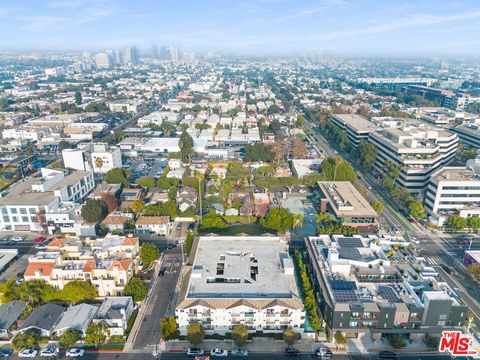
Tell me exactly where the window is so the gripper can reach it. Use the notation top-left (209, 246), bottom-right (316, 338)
top-left (385, 314), bottom-right (389, 319)
top-left (10, 208), bottom-right (17, 214)
top-left (21, 216), bottom-right (29, 222)
top-left (1, 207), bottom-right (7, 214)
top-left (3, 215), bottom-right (9, 222)
top-left (12, 216), bottom-right (18, 223)
top-left (20, 208), bottom-right (27, 214)
top-left (349, 321), bottom-right (358, 327)
top-left (29, 208), bottom-right (36, 214)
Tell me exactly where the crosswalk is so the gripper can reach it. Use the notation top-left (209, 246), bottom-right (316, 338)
top-left (426, 258), bottom-right (439, 265)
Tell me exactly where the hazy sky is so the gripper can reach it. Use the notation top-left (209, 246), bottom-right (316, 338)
top-left (2, 0), bottom-right (480, 56)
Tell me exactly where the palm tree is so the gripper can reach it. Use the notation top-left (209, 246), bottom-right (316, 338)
top-left (292, 213), bottom-right (304, 233)
top-left (316, 212), bottom-right (334, 224)
top-left (94, 157), bottom-right (104, 173)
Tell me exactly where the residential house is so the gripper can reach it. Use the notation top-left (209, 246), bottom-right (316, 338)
top-left (177, 187), bottom-right (197, 213)
top-left (210, 203), bottom-right (225, 215)
top-left (135, 216), bottom-right (171, 235)
top-left (16, 303), bottom-right (66, 337)
top-left (54, 303), bottom-right (99, 336)
top-left (93, 297), bottom-right (134, 336)
top-left (0, 300), bottom-right (26, 339)
top-left (102, 212), bottom-right (134, 234)
top-left (225, 208), bottom-right (239, 216)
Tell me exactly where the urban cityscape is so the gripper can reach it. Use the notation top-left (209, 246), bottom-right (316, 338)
top-left (1, 1), bottom-right (480, 360)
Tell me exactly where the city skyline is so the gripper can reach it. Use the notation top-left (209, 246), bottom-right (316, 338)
top-left (1, 0), bottom-right (480, 56)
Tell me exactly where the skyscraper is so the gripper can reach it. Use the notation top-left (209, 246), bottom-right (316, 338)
top-left (95, 53), bottom-right (112, 69)
top-left (125, 46), bottom-right (139, 65)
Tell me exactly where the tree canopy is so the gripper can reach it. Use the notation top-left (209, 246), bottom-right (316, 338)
top-left (231, 325), bottom-right (249, 347)
top-left (244, 143), bottom-right (275, 163)
top-left (59, 329), bottom-right (81, 348)
top-left (81, 199), bottom-right (108, 223)
top-left (446, 215), bottom-right (468, 231)
top-left (179, 130), bottom-right (194, 162)
top-left (105, 167), bottom-right (131, 186)
top-left (140, 243), bottom-right (159, 267)
top-left (283, 328), bottom-right (299, 346)
top-left (319, 157), bottom-right (356, 183)
top-left (136, 177), bottom-right (155, 188)
top-left (123, 277), bottom-right (148, 302)
top-left (201, 209), bottom-right (228, 229)
top-left (260, 208), bottom-right (293, 232)
top-left (187, 323), bottom-right (205, 345)
top-left (85, 322), bottom-right (109, 347)
top-left (160, 316), bottom-right (179, 341)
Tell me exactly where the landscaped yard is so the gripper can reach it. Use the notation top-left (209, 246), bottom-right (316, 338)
top-left (200, 223), bottom-right (275, 236)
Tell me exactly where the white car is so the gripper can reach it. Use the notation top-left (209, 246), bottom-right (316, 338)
top-left (12, 236), bottom-right (24, 242)
top-left (40, 347), bottom-right (56, 357)
top-left (35, 244), bottom-right (47, 250)
top-left (18, 349), bottom-right (38, 358)
top-left (210, 348), bottom-right (228, 357)
top-left (65, 348), bottom-right (85, 357)
top-left (411, 237), bottom-right (420, 244)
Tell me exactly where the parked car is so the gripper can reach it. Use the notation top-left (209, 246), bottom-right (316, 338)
top-left (65, 348), bottom-right (85, 357)
top-left (315, 347), bottom-right (332, 358)
top-left (442, 265), bottom-right (456, 276)
top-left (411, 237), bottom-right (420, 244)
top-left (379, 350), bottom-right (397, 359)
top-left (0, 349), bottom-right (12, 358)
top-left (210, 348), bottom-right (228, 357)
top-left (231, 348), bottom-right (248, 357)
top-left (187, 348), bottom-right (204, 357)
top-left (40, 347), bottom-right (56, 357)
top-left (33, 236), bottom-right (46, 243)
top-left (18, 349), bottom-right (38, 358)
top-left (159, 267), bottom-right (166, 277)
top-left (11, 236), bottom-right (24, 242)
top-left (15, 277), bottom-right (24, 286)
top-left (35, 244), bottom-right (47, 250)
top-left (285, 347), bottom-right (301, 356)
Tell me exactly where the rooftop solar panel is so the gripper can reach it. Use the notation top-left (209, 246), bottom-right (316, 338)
top-left (378, 285), bottom-right (400, 303)
top-left (331, 280), bottom-right (357, 290)
top-left (332, 289), bottom-right (357, 303)
top-left (337, 237), bottom-right (363, 248)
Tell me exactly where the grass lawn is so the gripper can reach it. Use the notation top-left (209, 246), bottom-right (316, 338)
top-left (200, 223), bottom-right (275, 236)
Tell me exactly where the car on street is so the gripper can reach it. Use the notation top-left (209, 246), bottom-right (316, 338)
top-left (166, 243), bottom-right (176, 249)
top-left (187, 348), bottom-right (205, 357)
top-left (285, 347), bottom-right (301, 356)
top-left (411, 237), bottom-right (420, 244)
top-left (210, 348), bottom-right (228, 357)
top-left (367, 185), bottom-right (372, 190)
top-left (35, 244), bottom-right (47, 250)
top-left (315, 347), bottom-right (333, 358)
top-left (18, 349), bottom-right (38, 358)
top-left (0, 349), bottom-right (12, 358)
top-left (33, 236), bottom-right (46, 243)
top-left (65, 348), bottom-right (85, 357)
top-left (40, 347), bottom-right (56, 357)
top-left (11, 236), bottom-right (24, 242)
top-left (442, 265), bottom-right (456, 276)
top-left (230, 348), bottom-right (248, 357)
top-left (15, 276), bottom-right (24, 285)
top-left (159, 267), bottom-right (166, 277)
top-left (379, 350), bottom-right (397, 358)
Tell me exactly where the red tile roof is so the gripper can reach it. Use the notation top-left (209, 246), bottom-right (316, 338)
top-left (24, 262), bottom-right (54, 277)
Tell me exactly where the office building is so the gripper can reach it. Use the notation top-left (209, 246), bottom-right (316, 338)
top-left (451, 119), bottom-right (480, 149)
top-left (95, 53), bottom-right (112, 69)
top-left (369, 126), bottom-right (458, 193)
top-left (304, 235), bottom-right (467, 341)
top-left (331, 114), bottom-right (378, 148)
top-left (125, 46), bottom-right (139, 65)
top-left (317, 181), bottom-right (379, 228)
top-left (91, 143), bottom-right (122, 174)
top-left (425, 167), bottom-right (480, 226)
top-left (357, 77), bottom-right (435, 90)
top-left (176, 236), bottom-right (305, 335)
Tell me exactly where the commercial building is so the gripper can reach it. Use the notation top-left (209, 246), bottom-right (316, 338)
top-left (291, 159), bottom-right (322, 178)
top-left (304, 235), bottom-right (468, 341)
top-left (317, 181), bottom-right (379, 228)
top-left (425, 167), bottom-right (480, 226)
top-left (451, 120), bottom-right (480, 149)
top-left (331, 114), bottom-right (378, 148)
top-left (125, 46), bottom-right (139, 65)
top-left (176, 236), bottom-right (305, 335)
top-left (24, 235), bottom-right (139, 296)
top-left (405, 86), bottom-right (457, 109)
top-left (369, 126), bottom-right (458, 193)
top-left (91, 143), bottom-right (122, 173)
top-left (357, 77), bottom-right (435, 90)
top-left (0, 168), bottom-right (95, 232)
top-left (95, 53), bottom-right (112, 69)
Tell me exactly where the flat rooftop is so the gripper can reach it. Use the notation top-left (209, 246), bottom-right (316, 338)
top-left (432, 167), bottom-right (480, 182)
top-left (0, 249), bottom-right (18, 272)
top-left (332, 114), bottom-right (378, 133)
top-left (317, 181), bottom-right (378, 218)
top-left (186, 236), bottom-right (299, 299)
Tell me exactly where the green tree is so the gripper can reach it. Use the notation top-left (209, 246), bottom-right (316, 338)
top-left (59, 329), bottom-right (80, 348)
top-left (179, 130), bottom-right (194, 162)
top-left (371, 200), bottom-right (383, 214)
top-left (123, 277), bottom-right (148, 302)
top-left (74, 91), bottom-right (82, 105)
top-left (105, 168), bottom-right (131, 186)
top-left (81, 199), bottom-right (108, 223)
top-left (157, 177), bottom-right (179, 190)
top-left (244, 143), bottom-right (275, 163)
top-left (334, 331), bottom-right (347, 347)
top-left (11, 329), bottom-right (39, 350)
top-left (446, 215), bottom-right (468, 231)
top-left (283, 327), bottom-right (299, 346)
top-left (292, 213), bottom-right (304, 233)
top-left (131, 200), bottom-right (145, 216)
top-left (136, 177), bottom-right (155, 188)
top-left (57, 281), bottom-right (97, 303)
top-left (187, 323), bottom-right (205, 345)
top-left (387, 334), bottom-right (406, 349)
top-left (231, 325), bottom-right (249, 347)
top-left (468, 217), bottom-right (480, 231)
top-left (319, 157), bottom-right (356, 183)
top-left (408, 200), bottom-right (426, 219)
top-left (185, 230), bottom-right (194, 256)
top-left (140, 243), bottom-right (159, 267)
top-left (357, 140), bottom-right (377, 170)
top-left (260, 208), bottom-right (293, 232)
top-left (85, 322), bottom-right (109, 347)
top-left (296, 114), bottom-right (306, 127)
top-left (424, 334), bottom-right (439, 349)
top-left (201, 209), bottom-right (228, 229)
top-left (160, 316), bottom-right (179, 341)
top-left (1, 279), bottom-right (55, 306)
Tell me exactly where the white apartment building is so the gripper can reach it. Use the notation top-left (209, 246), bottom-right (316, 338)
top-left (62, 144), bottom-right (93, 171)
top-left (425, 167), bottom-right (480, 226)
top-left (91, 143), bottom-right (122, 173)
top-left (2, 128), bottom-right (42, 142)
top-left (0, 168), bottom-right (95, 232)
top-left (176, 236), bottom-right (305, 335)
top-left (369, 126), bottom-right (458, 193)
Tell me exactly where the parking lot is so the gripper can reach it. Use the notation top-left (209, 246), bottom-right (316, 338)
top-left (0, 232), bottom-right (41, 282)
top-left (124, 158), bottom-right (168, 182)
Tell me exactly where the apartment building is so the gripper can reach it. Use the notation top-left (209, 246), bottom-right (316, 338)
top-left (331, 114), bottom-right (378, 148)
top-left (0, 168), bottom-right (94, 232)
top-left (176, 236), bottom-right (305, 336)
top-left (425, 167), bottom-right (480, 226)
top-left (304, 235), bottom-right (467, 341)
top-left (369, 126), bottom-right (458, 193)
top-left (317, 181), bottom-right (379, 228)
top-left (91, 143), bottom-right (122, 173)
top-left (23, 235), bottom-right (139, 296)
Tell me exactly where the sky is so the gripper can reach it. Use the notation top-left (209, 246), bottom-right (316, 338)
top-left (1, 0), bottom-right (480, 57)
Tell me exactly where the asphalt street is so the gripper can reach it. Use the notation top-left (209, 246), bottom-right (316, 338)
top-left (132, 247), bottom-right (184, 350)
